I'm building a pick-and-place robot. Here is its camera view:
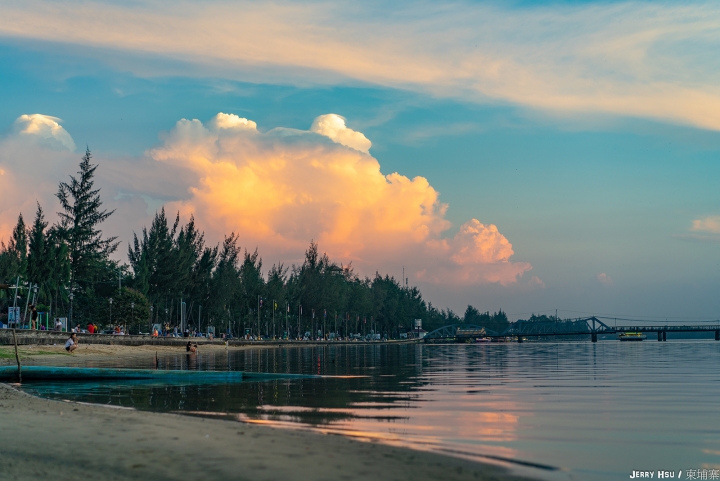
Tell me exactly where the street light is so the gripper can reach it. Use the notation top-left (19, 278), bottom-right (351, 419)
top-left (130, 302), bottom-right (135, 335)
top-left (150, 305), bottom-right (154, 333)
top-left (68, 292), bottom-right (74, 331)
top-left (109, 298), bottom-right (113, 327)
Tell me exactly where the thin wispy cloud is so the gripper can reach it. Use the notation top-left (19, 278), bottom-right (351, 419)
top-left (1, 1), bottom-right (720, 129)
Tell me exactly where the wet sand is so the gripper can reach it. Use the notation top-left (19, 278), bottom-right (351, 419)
top-left (0, 383), bottom-right (537, 481)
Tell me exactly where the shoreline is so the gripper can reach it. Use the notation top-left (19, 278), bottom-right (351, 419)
top-left (0, 381), bottom-right (538, 481)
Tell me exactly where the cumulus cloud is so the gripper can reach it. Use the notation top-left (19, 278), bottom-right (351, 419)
top-left (2, 2), bottom-right (720, 129)
top-left (311, 114), bottom-right (371, 153)
top-left (150, 113), bottom-right (530, 285)
top-left (596, 273), bottom-right (613, 287)
top-left (0, 114), bottom-right (79, 239)
top-left (12, 114), bottom-right (76, 151)
top-left (0, 114), bottom-right (191, 248)
top-left (692, 216), bottom-right (720, 234)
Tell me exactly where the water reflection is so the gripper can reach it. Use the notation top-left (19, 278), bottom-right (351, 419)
top-left (21, 341), bottom-right (720, 481)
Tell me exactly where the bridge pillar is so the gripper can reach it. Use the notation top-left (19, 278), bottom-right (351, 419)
top-left (591, 333), bottom-right (597, 343)
top-left (517, 336), bottom-right (523, 343)
top-left (715, 330), bottom-right (719, 341)
top-left (663, 331), bottom-right (667, 342)
top-left (658, 332), bottom-right (662, 342)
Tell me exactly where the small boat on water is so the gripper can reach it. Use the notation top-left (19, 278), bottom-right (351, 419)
top-left (618, 332), bottom-right (646, 341)
top-left (475, 337), bottom-right (491, 343)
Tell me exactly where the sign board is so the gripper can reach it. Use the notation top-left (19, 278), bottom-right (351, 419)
top-left (8, 307), bottom-right (20, 326)
top-left (414, 319), bottom-right (422, 328)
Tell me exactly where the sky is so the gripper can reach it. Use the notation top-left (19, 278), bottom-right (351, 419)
top-left (0, 0), bottom-right (719, 321)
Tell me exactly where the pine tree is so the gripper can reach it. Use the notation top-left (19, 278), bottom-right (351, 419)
top-left (56, 147), bottom-right (118, 289)
top-left (27, 203), bottom-right (49, 287)
top-left (8, 213), bottom-right (28, 279)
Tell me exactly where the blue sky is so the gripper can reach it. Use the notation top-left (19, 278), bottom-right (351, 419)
top-left (0, 0), bottom-right (718, 320)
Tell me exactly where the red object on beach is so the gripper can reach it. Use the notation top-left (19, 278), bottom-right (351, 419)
top-left (87, 324), bottom-right (95, 334)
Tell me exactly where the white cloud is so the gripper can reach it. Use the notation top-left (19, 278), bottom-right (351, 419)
top-left (0, 114), bottom-right (191, 248)
top-left (209, 113), bottom-right (258, 131)
top-left (12, 114), bottom-right (76, 151)
top-left (2, 2), bottom-right (720, 129)
top-left (597, 273), bottom-right (613, 287)
top-left (311, 114), bottom-right (371, 153)
top-left (529, 276), bottom-right (545, 289)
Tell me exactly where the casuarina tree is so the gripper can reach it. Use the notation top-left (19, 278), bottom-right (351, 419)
top-left (56, 147), bottom-right (119, 290)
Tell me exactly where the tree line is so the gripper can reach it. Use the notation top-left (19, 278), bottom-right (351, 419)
top-left (0, 149), bottom-right (509, 337)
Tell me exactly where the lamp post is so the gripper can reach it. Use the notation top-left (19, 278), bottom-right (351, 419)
top-left (150, 305), bottom-right (154, 333)
top-left (130, 302), bottom-right (135, 335)
top-left (31, 284), bottom-right (38, 329)
top-left (109, 298), bottom-right (113, 327)
top-left (68, 292), bottom-right (74, 331)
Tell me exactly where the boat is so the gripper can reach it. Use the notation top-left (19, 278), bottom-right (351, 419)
top-left (475, 337), bottom-right (491, 343)
top-left (618, 332), bottom-right (646, 341)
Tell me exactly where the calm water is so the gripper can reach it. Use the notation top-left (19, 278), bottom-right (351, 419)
top-left (21, 341), bottom-right (720, 481)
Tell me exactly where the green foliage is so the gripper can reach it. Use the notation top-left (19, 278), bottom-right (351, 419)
top-left (463, 305), bottom-right (510, 334)
top-left (103, 287), bottom-right (151, 334)
top-left (57, 147), bottom-right (119, 289)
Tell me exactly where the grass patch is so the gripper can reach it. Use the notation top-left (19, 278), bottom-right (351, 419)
top-left (0, 347), bottom-right (68, 358)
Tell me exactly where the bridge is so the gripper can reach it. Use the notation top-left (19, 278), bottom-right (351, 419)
top-left (423, 317), bottom-right (720, 343)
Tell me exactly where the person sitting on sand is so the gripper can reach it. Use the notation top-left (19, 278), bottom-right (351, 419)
top-left (65, 333), bottom-right (78, 353)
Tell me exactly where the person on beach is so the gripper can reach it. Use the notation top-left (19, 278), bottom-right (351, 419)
top-left (185, 341), bottom-right (197, 353)
top-left (65, 333), bottom-right (78, 353)
top-left (30, 305), bottom-right (38, 330)
top-left (87, 323), bottom-right (95, 334)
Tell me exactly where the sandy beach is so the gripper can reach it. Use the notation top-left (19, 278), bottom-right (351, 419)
top-left (0, 344), bottom-right (538, 481)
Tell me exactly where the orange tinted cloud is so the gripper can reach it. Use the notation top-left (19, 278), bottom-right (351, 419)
top-left (150, 113), bottom-right (531, 285)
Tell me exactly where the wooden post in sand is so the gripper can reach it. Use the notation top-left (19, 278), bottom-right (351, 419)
top-left (11, 328), bottom-right (21, 383)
